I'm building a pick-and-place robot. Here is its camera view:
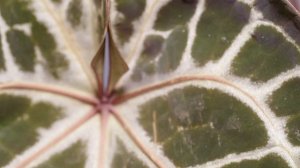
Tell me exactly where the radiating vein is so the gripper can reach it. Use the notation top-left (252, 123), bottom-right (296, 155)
top-left (99, 105), bottom-right (111, 168)
top-left (14, 108), bottom-right (97, 168)
top-left (113, 75), bottom-right (258, 106)
top-left (111, 107), bottom-right (167, 168)
top-left (0, 82), bottom-right (98, 105)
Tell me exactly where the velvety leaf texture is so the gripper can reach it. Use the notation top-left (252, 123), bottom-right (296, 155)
top-left (0, 0), bottom-right (299, 168)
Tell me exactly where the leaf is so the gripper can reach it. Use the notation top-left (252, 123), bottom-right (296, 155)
top-left (91, 0), bottom-right (128, 96)
top-left (0, 0), bottom-right (300, 168)
top-left (91, 25), bottom-right (129, 96)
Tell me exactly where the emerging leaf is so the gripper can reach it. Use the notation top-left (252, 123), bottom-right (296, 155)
top-left (91, 0), bottom-right (128, 97)
top-left (92, 26), bottom-right (128, 97)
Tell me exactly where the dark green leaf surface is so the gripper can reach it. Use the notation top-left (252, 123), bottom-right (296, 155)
top-left (0, 0), bottom-right (35, 26)
top-left (232, 26), bottom-right (300, 82)
top-left (115, 0), bottom-right (146, 43)
top-left (0, 34), bottom-right (5, 71)
top-left (7, 29), bottom-right (36, 72)
top-left (223, 154), bottom-right (290, 168)
top-left (51, 0), bottom-right (62, 3)
top-left (139, 86), bottom-right (268, 167)
top-left (0, 94), bottom-right (63, 167)
top-left (35, 142), bottom-right (86, 168)
top-left (257, 0), bottom-right (300, 44)
top-left (269, 78), bottom-right (300, 146)
top-left (269, 78), bottom-right (300, 117)
top-left (158, 26), bottom-right (188, 73)
top-left (192, 0), bottom-right (250, 66)
top-left (131, 35), bottom-right (164, 81)
top-left (32, 21), bottom-right (69, 78)
top-left (111, 139), bottom-right (147, 168)
top-left (67, 0), bottom-right (83, 27)
top-left (130, 25), bottom-right (188, 81)
top-left (286, 115), bottom-right (300, 146)
top-left (154, 0), bottom-right (198, 31)
top-left (0, 0), bottom-right (70, 79)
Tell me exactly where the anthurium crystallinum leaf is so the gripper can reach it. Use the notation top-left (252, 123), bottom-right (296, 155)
top-left (0, 0), bottom-right (300, 168)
